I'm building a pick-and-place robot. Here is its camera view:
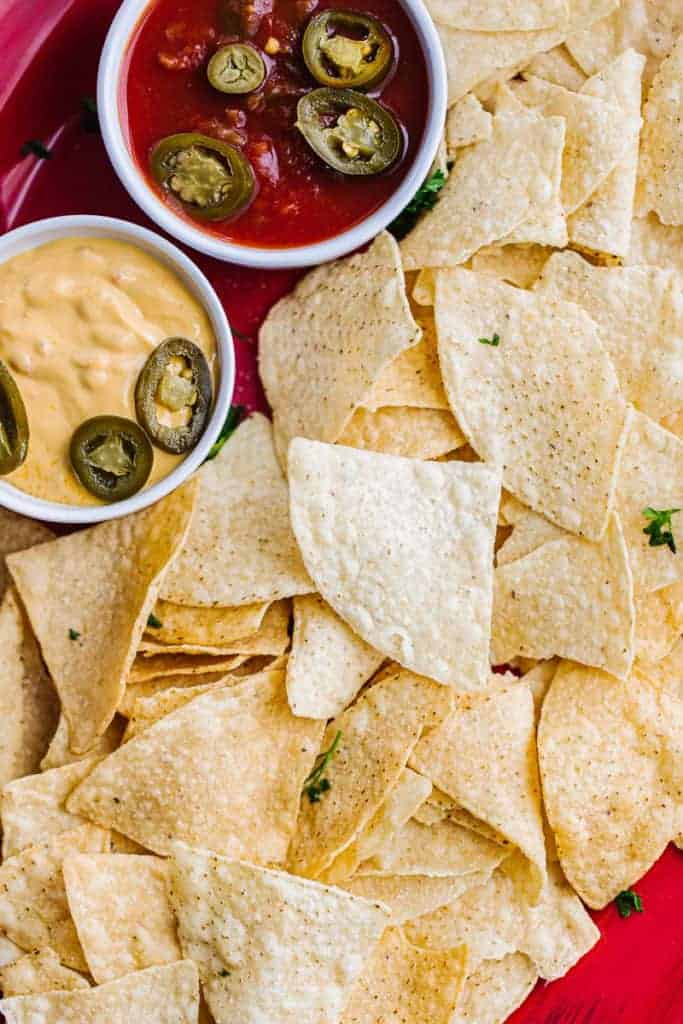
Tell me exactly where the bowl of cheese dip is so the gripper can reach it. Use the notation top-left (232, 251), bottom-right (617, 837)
top-left (0, 215), bottom-right (234, 524)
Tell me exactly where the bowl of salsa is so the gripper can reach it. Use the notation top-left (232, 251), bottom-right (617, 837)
top-left (97, 0), bottom-right (447, 267)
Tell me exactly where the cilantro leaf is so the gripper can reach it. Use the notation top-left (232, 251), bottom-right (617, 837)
top-left (303, 730), bottom-right (342, 804)
top-left (21, 139), bottom-right (52, 160)
top-left (68, 628), bottom-right (81, 641)
top-left (388, 170), bottom-right (448, 241)
top-left (204, 405), bottom-right (246, 462)
top-left (642, 507), bottom-right (681, 554)
top-left (81, 96), bottom-right (100, 134)
top-left (479, 333), bottom-right (501, 347)
top-left (147, 613), bottom-right (163, 630)
top-left (615, 889), bottom-right (643, 919)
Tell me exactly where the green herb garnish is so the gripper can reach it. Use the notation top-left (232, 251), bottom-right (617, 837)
top-left (81, 96), bottom-right (99, 134)
top-left (388, 169), bottom-right (447, 241)
top-left (205, 405), bottom-right (246, 462)
top-left (642, 507), bottom-right (680, 554)
top-left (303, 730), bottom-right (342, 804)
top-left (21, 139), bottom-right (52, 160)
top-left (147, 613), bottom-right (163, 630)
top-left (68, 628), bottom-right (81, 641)
top-left (479, 333), bottom-right (500, 347)
top-left (615, 889), bottom-right (643, 919)
top-left (218, 968), bottom-right (231, 977)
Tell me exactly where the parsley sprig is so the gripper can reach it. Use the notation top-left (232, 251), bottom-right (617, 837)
top-left (303, 730), bottom-right (342, 804)
top-left (479, 333), bottom-right (500, 347)
top-left (615, 889), bottom-right (643, 919)
top-left (205, 405), bottom-right (246, 462)
top-left (68, 628), bottom-right (81, 641)
top-left (147, 613), bottom-right (163, 630)
top-left (388, 170), bottom-right (448, 241)
top-left (642, 507), bottom-right (680, 554)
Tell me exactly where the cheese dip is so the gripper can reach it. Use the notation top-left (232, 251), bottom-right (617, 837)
top-left (0, 237), bottom-right (217, 505)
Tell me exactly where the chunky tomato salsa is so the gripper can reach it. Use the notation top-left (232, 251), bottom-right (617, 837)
top-left (122, 0), bottom-right (430, 247)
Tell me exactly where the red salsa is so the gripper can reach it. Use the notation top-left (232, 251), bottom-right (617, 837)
top-left (122, 0), bottom-right (430, 247)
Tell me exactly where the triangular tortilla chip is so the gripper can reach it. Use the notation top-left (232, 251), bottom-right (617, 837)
top-left (425, 0), bottom-right (568, 30)
top-left (68, 672), bottom-right (323, 861)
top-left (446, 94), bottom-right (493, 154)
top-left (128, 653), bottom-right (246, 684)
top-left (138, 599), bottom-right (290, 657)
top-left (1, 759), bottom-right (98, 858)
top-left (146, 599), bottom-right (270, 646)
top-left (123, 680), bottom-right (232, 740)
top-left (259, 232), bottom-right (421, 459)
top-left (616, 411), bottom-right (683, 593)
top-left (401, 113), bottom-right (566, 270)
top-left (289, 440), bottom-right (501, 687)
top-left (363, 315), bottom-right (449, 412)
top-left (0, 948), bottom-right (89, 997)
top-left (470, 244), bottom-right (551, 289)
top-left (568, 50), bottom-right (645, 259)
top-left (340, 872), bottom-right (491, 926)
top-left (0, 825), bottom-right (109, 970)
top-left (538, 661), bottom-right (683, 907)
top-left (407, 860), bottom-right (598, 981)
top-left (169, 848), bottom-right (390, 1024)
top-left (7, 482), bottom-right (197, 753)
top-left (338, 407), bottom-right (466, 459)
top-left (452, 953), bottom-right (538, 1024)
top-left (0, 960), bottom-right (199, 1024)
top-left (637, 36), bottom-right (683, 224)
top-left (118, 670), bottom-right (234, 717)
top-left (410, 682), bottom-right (547, 900)
top-left (414, 789), bottom-right (511, 847)
top-left (0, 509), bottom-right (53, 601)
top-left (361, 817), bottom-right (507, 878)
top-left (513, 75), bottom-right (639, 214)
top-left (534, 251), bottom-right (683, 420)
top-left (496, 494), bottom-right (566, 567)
top-left (491, 516), bottom-right (635, 679)
top-left (434, 269), bottom-right (629, 540)
top-left (626, 212), bottom-right (683, 274)
top-left (40, 713), bottom-right (125, 771)
top-left (523, 44), bottom-right (586, 89)
top-left (287, 595), bottom-right (383, 719)
top-left (162, 416), bottom-right (311, 606)
top-left (63, 854), bottom-right (180, 984)
top-left (288, 670), bottom-right (453, 878)
top-left (0, 588), bottom-right (59, 785)
top-left (341, 926), bottom-right (468, 1024)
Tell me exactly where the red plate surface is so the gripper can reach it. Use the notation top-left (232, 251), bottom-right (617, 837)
top-left (0, 2), bottom-right (682, 1020)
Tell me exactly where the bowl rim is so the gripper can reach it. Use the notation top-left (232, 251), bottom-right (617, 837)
top-left (0, 214), bottom-right (235, 525)
top-left (97, 0), bottom-right (448, 269)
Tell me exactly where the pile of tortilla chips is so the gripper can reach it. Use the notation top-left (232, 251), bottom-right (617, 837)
top-left (2, 7), bottom-right (683, 1023)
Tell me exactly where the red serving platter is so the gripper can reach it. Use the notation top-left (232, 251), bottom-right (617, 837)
top-left (0, 2), bottom-right (682, 1021)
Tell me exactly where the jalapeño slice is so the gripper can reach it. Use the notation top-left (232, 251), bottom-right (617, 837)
top-left (135, 337), bottom-right (213, 455)
top-left (0, 360), bottom-right (29, 475)
top-left (303, 10), bottom-right (393, 90)
top-left (150, 133), bottom-right (255, 222)
top-left (70, 416), bottom-right (153, 502)
top-left (207, 43), bottom-right (266, 94)
top-left (296, 88), bottom-right (401, 175)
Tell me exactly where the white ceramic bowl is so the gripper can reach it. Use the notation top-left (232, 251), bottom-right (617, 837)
top-left (0, 215), bottom-right (235, 525)
top-left (97, 0), bottom-right (447, 269)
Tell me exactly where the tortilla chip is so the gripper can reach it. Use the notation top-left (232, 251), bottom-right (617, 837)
top-left (401, 113), bottom-right (566, 269)
top-left (414, 789), bottom-right (511, 847)
top-left (341, 926), bottom-right (468, 1024)
top-left (0, 960), bottom-right (199, 1024)
top-left (407, 860), bottom-right (598, 980)
top-left (259, 232), bottom-right (421, 459)
top-left (410, 682), bottom-right (547, 899)
top-left (161, 416), bottom-right (311, 607)
top-left (68, 672), bottom-right (323, 861)
top-left (338, 407), bottom-right (466, 460)
top-left (361, 817), bottom-right (507, 878)
top-left (638, 635), bottom-right (683, 702)
top-left (513, 75), bottom-right (639, 214)
top-left (496, 495), bottom-right (567, 567)
top-left (637, 35), bottom-right (683, 225)
top-left (63, 854), bottom-right (180, 984)
top-left (118, 671), bottom-right (233, 717)
top-left (128, 653), bottom-right (246, 684)
top-left (289, 440), bottom-right (500, 687)
top-left (452, 953), bottom-right (538, 1024)
top-left (470, 244), bottom-right (551, 289)
top-left (0, 825), bottom-right (109, 970)
top-left (616, 411), bottom-right (683, 593)
top-left (0, 948), bottom-right (89, 997)
top-left (568, 50), bottom-right (645, 259)
top-left (123, 680), bottom-right (232, 740)
top-left (426, 0), bottom-right (568, 30)
top-left (445, 94), bottom-right (493, 153)
top-left (286, 595), bottom-right (383, 719)
top-left (363, 317), bottom-right (449, 412)
top-left (626, 213), bottom-right (683, 273)
top-left (146, 599), bottom-right (270, 647)
top-left (634, 588), bottom-right (680, 664)
top-left (138, 599), bottom-right (291, 658)
top-left (435, 269), bottom-right (628, 539)
top-left (492, 516), bottom-right (635, 679)
top-left (40, 713), bottom-right (125, 771)
top-left (1, 759), bottom-right (99, 858)
top-left (534, 251), bottom-right (683, 420)
top-left (7, 482), bottom-right (197, 754)
top-left (523, 44), bottom-right (586, 89)
top-left (0, 589), bottom-right (59, 785)
top-left (339, 872), bottom-right (489, 926)
top-left (0, 510), bottom-right (53, 600)
top-left (288, 670), bottom-right (453, 879)
top-left (538, 661), bottom-right (683, 908)
top-left (321, 768), bottom-right (432, 883)
top-left (169, 848), bottom-right (390, 1024)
